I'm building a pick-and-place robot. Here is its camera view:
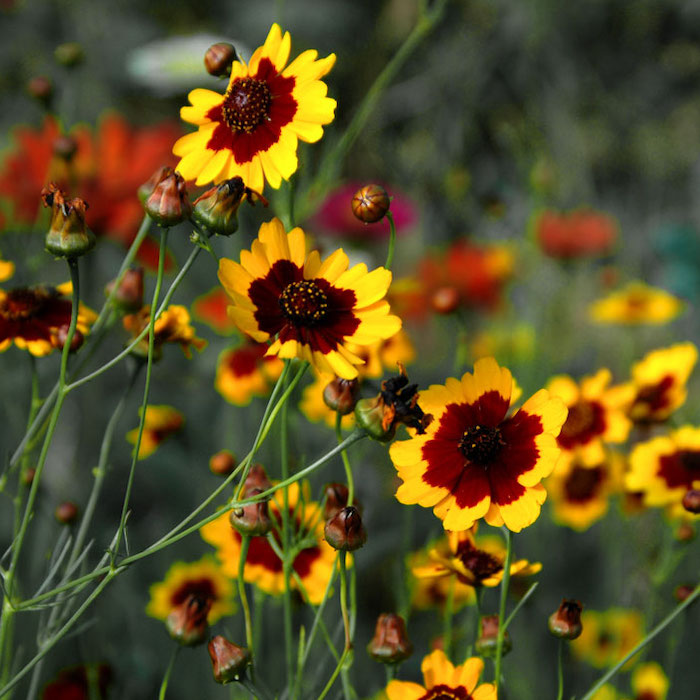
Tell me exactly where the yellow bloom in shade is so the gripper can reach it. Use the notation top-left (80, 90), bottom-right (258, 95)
top-left (391, 357), bottom-right (568, 533)
top-left (631, 662), bottom-right (668, 700)
top-left (626, 426), bottom-right (700, 507)
top-left (0, 258), bottom-right (14, 282)
top-left (385, 650), bottom-right (496, 700)
top-left (589, 281), bottom-right (683, 324)
top-left (126, 405), bottom-right (184, 459)
top-left (408, 548), bottom-right (475, 611)
top-left (218, 218), bottom-right (401, 379)
top-left (173, 23), bottom-right (336, 192)
top-left (547, 369), bottom-right (633, 470)
top-left (200, 481), bottom-right (337, 604)
top-left (589, 686), bottom-right (622, 700)
top-left (215, 339), bottom-right (284, 405)
top-left (146, 556), bottom-right (235, 623)
top-left (623, 343), bottom-right (698, 423)
top-left (572, 608), bottom-right (644, 669)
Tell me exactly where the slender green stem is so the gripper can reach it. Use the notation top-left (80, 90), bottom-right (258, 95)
top-left (494, 528), bottom-right (513, 688)
top-left (238, 537), bottom-right (254, 669)
top-left (158, 647), bottom-right (179, 700)
top-left (556, 640), bottom-right (564, 700)
top-left (503, 581), bottom-right (539, 631)
top-left (339, 552), bottom-right (350, 650)
top-left (335, 412), bottom-right (354, 506)
top-left (384, 211), bottom-right (396, 270)
top-left (581, 586), bottom-right (699, 700)
top-left (316, 648), bottom-right (350, 700)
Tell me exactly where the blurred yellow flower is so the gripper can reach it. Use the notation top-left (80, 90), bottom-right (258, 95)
top-left (126, 405), bottom-right (184, 459)
top-left (589, 281), bottom-right (683, 324)
top-left (572, 608), bottom-right (644, 669)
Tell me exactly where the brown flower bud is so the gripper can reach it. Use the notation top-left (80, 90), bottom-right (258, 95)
top-left (55, 501), bottom-right (79, 525)
top-left (21, 468), bottom-right (36, 487)
top-left (53, 135), bottom-right (78, 162)
top-left (209, 450), bottom-right (236, 477)
top-left (192, 177), bottom-right (266, 237)
top-left (204, 43), bottom-right (239, 77)
top-left (144, 169), bottom-right (191, 227)
top-left (105, 267), bottom-right (144, 313)
top-left (54, 324), bottom-right (84, 353)
top-left (430, 286), bottom-right (460, 315)
top-left (548, 599), bottom-right (583, 640)
top-left (354, 396), bottom-right (396, 442)
top-left (54, 42), bottom-right (84, 68)
top-left (230, 488), bottom-right (271, 537)
top-left (323, 378), bottom-right (359, 415)
top-left (138, 165), bottom-right (172, 204)
top-left (674, 584), bottom-right (695, 603)
top-left (208, 635), bottom-right (250, 684)
top-left (27, 76), bottom-right (53, 106)
top-left (682, 489), bottom-right (700, 514)
top-left (351, 184), bottom-right (390, 224)
top-left (41, 183), bottom-right (95, 258)
top-left (675, 522), bottom-right (695, 542)
top-left (324, 506), bottom-right (367, 551)
top-left (243, 464), bottom-right (272, 493)
top-left (323, 483), bottom-right (349, 520)
top-left (166, 593), bottom-right (211, 646)
top-left (367, 613), bottom-right (413, 664)
top-left (475, 615), bottom-right (512, 657)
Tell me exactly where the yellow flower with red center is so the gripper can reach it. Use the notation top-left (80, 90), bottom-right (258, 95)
top-left (391, 357), bottom-right (567, 532)
top-left (546, 451), bottom-right (625, 531)
top-left (407, 548), bottom-right (476, 611)
top-left (626, 426), bottom-right (700, 507)
top-left (572, 608), bottom-right (644, 669)
top-left (547, 369), bottom-right (633, 470)
top-left (215, 339), bottom-right (285, 406)
top-left (412, 528), bottom-right (541, 590)
top-left (200, 482), bottom-right (337, 604)
top-left (0, 283), bottom-right (96, 356)
top-left (146, 556), bottom-right (234, 623)
top-left (630, 662), bottom-right (668, 700)
top-left (385, 650), bottom-right (496, 700)
top-left (589, 282), bottom-right (683, 324)
top-left (126, 405), bottom-right (183, 460)
top-left (622, 343), bottom-right (698, 423)
top-left (218, 218), bottom-right (401, 379)
top-left (173, 24), bottom-right (336, 192)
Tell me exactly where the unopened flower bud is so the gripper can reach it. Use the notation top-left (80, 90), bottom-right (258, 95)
top-left (548, 599), bottom-right (583, 640)
top-left (210, 450), bottom-right (236, 477)
top-left (21, 468), bottom-right (36, 487)
top-left (41, 183), bottom-right (95, 258)
top-left (204, 42), bottom-right (239, 78)
top-left (230, 488), bottom-right (271, 537)
top-left (166, 594), bottom-right (211, 646)
top-left (192, 178), bottom-right (259, 237)
top-left (53, 135), bottom-right (78, 162)
top-left (105, 267), bottom-right (144, 313)
top-left (682, 489), bottom-right (700, 514)
top-left (367, 613), bottom-right (413, 664)
top-left (475, 615), bottom-right (511, 658)
top-left (323, 378), bottom-right (359, 415)
top-left (354, 396), bottom-right (395, 442)
top-left (674, 584), bottom-right (695, 602)
top-left (243, 464), bottom-right (272, 493)
top-left (138, 165), bottom-right (172, 204)
top-left (324, 506), bottom-right (367, 551)
top-left (27, 76), bottom-right (53, 107)
top-left (144, 169), bottom-right (191, 227)
top-left (54, 42), bottom-right (84, 68)
top-left (208, 635), bottom-right (250, 683)
top-left (430, 286), bottom-right (460, 315)
top-left (351, 184), bottom-right (390, 224)
top-left (55, 501), bottom-right (79, 525)
top-left (323, 483), bottom-right (349, 520)
top-left (54, 324), bottom-right (84, 353)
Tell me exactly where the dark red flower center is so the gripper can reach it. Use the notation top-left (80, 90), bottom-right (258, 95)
top-left (279, 280), bottom-right (330, 326)
top-left (564, 465), bottom-right (605, 502)
top-left (227, 343), bottom-right (268, 377)
top-left (459, 425), bottom-right (504, 465)
top-left (419, 685), bottom-right (471, 700)
top-left (633, 376), bottom-right (674, 416)
top-left (170, 578), bottom-right (217, 608)
top-left (456, 539), bottom-right (503, 582)
top-left (222, 78), bottom-right (272, 133)
top-left (680, 450), bottom-right (700, 471)
top-left (658, 449), bottom-right (700, 489)
top-left (0, 288), bottom-right (49, 320)
top-left (557, 400), bottom-right (605, 448)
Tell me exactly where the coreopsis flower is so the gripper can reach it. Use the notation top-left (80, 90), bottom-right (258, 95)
top-left (173, 23), bottom-right (336, 192)
top-left (146, 556), bottom-right (235, 623)
top-left (589, 282), bottom-right (684, 324)
top-left (0, 115), bottom-right (181, 269)
top-left (622, 343), bottom-right (698, 423)
top-left (218, 218), bottom-right (401, 378)
top-left (123, 304), bottom-right (206, 359)
top-left (407, 548), bottom-right (476, 612)
top-left (391, 357), bottom-right (567, 532)
top-left (200, 481), bottom-right (337, 604)
top-left (630, 662), bottom-right (668, 700)
top-left (547, 369), bottom-right (633, 469)
top-left (42, 664), bottom-right (112, 700)
top-left (626, 426), bottom-right (700, 508)
top-left (0, 283), bottom-right (96, 356)
top-left (532, 208), bottom-right (618, 259)
top-left (126, 405), bottom-right (183, 460)
top-left (412, 528), bottom-right (541, 589)
top-left (572, 608), bottom-right (644, 669)
top-left (546, 451), bottom-right (625, 531)
top-left (215, 340), bottom-right (284, 405)
top-left (384, 650), bottom-right (496, 700)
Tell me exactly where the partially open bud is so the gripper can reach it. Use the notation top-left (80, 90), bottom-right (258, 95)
top-left (54, 42), bottom-right (84, 68)
top-left (53, 135), bottom-right (78, 162)
top-left (208, 635), bottom-right (251, 684)
top-left (41, 183), bottom-right (95, 258)
top-left (27, 76), bottom-right (53, 107)
top-left (55, 501), bottom-right (79, 525)
top-left (138, 165), bottom-right (172, 204)
top-left (54, 324), bottom-right (84, 353)
top-left (144, 168), bottom-right (191, 227)
top-left (209, 450), bottom-right (236, 477)
top-left (430, 286), bottom-right (460, 315)
top-left (323, 378), bottom-right (359, 415)
top-left (475, 615), bottom-right (512, 658)
top-left (324, 506), bottom-right (367, 551)
top-left (548, 599), bottom-right (583, 640)
top-left (351, 184), bottom-right (390, 224)
top-left (355, 396), bottom-right (395, 442)
top-left (323, 483), bottom-right (350, 520)
top-left (674, 584), bottom-right (695, 603)
top-left (166, 594), bottom-right (211, 646)
top-left (192, 178), bottom-right (266, 237)
top-left (230, 488), bottom-right (271, 537)
top-left (243, 464), bottom-right (272, 493)
top-left (105, 267), bottom-right (144, 313)
top-left (682, 489), bottom-right (700, 514)
top-left (367, 613), bottom-right (413, 664)
top-left (204, 42), bottom-right (239, 78)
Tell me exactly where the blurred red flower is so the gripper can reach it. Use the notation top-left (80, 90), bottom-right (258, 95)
top-left (533, 208), bottom-right (618, 260)
top-left (42, 664), bottom-right (112, 700)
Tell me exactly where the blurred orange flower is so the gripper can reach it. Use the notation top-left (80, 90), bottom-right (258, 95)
top-left (533, 208), bottom-right (618, 259)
